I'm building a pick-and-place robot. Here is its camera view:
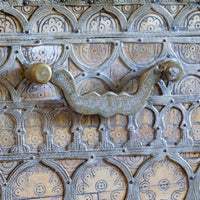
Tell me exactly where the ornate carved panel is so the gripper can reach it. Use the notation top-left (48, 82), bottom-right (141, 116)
top-left (0, 0), bottom-right (199, 199)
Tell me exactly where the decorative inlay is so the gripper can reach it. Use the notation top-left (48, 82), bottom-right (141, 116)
top-left (86, 11), bottom-right (119, 32)
top-left (73, 43), bottom-right (112, 68)
top-left (185, 11), bottom-right (200, 30)
top-left (163, 108), bottom-right (182, 145)
top-left (139, 158), bottom-right (188, 200)
top-left (52, 111), bottom-right (72, 149)
top-left (22, 45), bottom-right (62, 65)
top-left (76, 160), bottom-right (127, 200)
top-left (123, 43), bottom-right (162, 65)
top-left (35, 12), bottom-right (71, 33)
top-left (136, 13), bottom-right (168, 32)
top-left (12, 163), bottom-right (64, 200)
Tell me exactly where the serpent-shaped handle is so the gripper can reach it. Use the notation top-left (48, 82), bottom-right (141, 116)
top-left (25, 61), bottom-right (183, 118)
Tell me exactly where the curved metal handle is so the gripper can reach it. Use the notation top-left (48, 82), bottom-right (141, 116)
top-left (24, 61), bottom-right (183, 117)
top-left (51, 60), bottom-right (183, 118)
top-left (51, 65), bottom-right (160, 117)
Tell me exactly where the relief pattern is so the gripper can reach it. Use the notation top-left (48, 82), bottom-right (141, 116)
top-left (12, 163), bottom-right (64, 200)
top-left (24, 111), bottom-right (44, 151)
top-left (75, 160), bottom-right (127, 200)
top-left (139, 158), bottom-right (188, 200)
top-left (123, 43), bottom-right (162, 65)
top-left (85, 11), bottom-right (119, 32)
top-left (52, 111), bottom-right (72, 149)
top-left (0, 1), bottom-right (198, 200)
top-left (136, 12), bottom-right (168, 32)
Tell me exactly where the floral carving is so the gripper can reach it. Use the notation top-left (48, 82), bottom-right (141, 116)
top-left (110, 126), bottom-right (127, 144)
top-left (76, 160), bottom-right (127, 200)
top-left (36, 13), bottom-right (70, 33)
top-left (139, 158), bottom-right (188, 200)
top-left (86, 11), bottom-right (118, 32)
top-left (0, 130), bottom-right (15, 149)
top-left (53, 128), bottom-right (71, 147)
top-left (137, 13), bottom-right (168, 32)
top-left (82, 127), bottom-right (98, 145)
top-left (174, 43), bottom-right (200, 64)
top-left (123, 43), bottom-right (162, 65)
top-left (185, 11), bottom-right (200, 30)
top-left (25, 129), bottom-right (43, 149)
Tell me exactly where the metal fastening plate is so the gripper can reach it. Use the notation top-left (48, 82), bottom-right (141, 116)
top-left (0, 0), bottom-right (199, 200)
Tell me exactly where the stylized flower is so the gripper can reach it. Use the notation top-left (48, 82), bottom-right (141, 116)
top-left (163, 124), bottom-right (180, 142)
top-left (137, 125), bottom-right (153, 143)
top-left (53, 128), bottom-right (71, 147)
top-left (0, 15), bottom-right (16, 33)
top-left (82, 127), bottom-right (98, 145)
top-left (0, 130), bottom-right (15, 149)
top-left (40, 16), bottom-right (67, 33)
top-left (139, 14), bottom-right (167, 32)
top-left (25, 129), bottom-right (43, 149)
top-left (109, 126), bottom-right (127, 144)
top-left (139, 159), bottom-right (188, 200)
top-left (187, 12), bottom-right (200, 30)
top-left (192, 125), bottom-right (200, 141)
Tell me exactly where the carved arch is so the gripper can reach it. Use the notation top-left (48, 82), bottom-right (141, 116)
top-left (134, 153), bottom-right (193, 200)
top-left (129, 4), bottom-right (173, 31)
top-left (72, 157), bottom-right (131, 200)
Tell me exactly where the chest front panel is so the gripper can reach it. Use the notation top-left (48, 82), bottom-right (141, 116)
top-left (0, 0), bottom-right (199, 199)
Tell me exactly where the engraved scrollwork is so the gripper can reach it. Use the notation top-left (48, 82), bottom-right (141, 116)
top-left (103, 58), bottom-right (130, 84)
top-left (11, 163), bottom-right (64, 199)
top-left (52, 111), bottom-right (72, 149)
top-left (55, 159), bottom-right (85, 177)
top-left (190, 106), bottom-right (200, 144)
top-left (163, 108), bottom-right (182, 145)
top-left (36, 13), bottom-right (71, 33)
top-left (81, 115), bottom-right (100, 148)
top-left (73, 43), bottom-right (112, 68)
top-left (0, 113), bottom-right (16, 152)
top-left (24, 111), bottom-right (45, 151)
top-left (120, 4), bottom-right (141, 19)
top-left (21, 82), bottom-right (63, 100)
top-left (174, 43), bottom-right (200, 64)
top-left (123, 43), bottom-right (162, 65)
top-left (136, 108), bottom-right (155, 145)
top-left (67, 6), bottom-right (88, 19)
top-left (139, 158), bottom-right (188, 200)
top-left (163, 5), bottom-right (183, 17)
top-left (75, 160), bottom-right (127, 200)
top-left (136, 13), bottom-right (168, 32)
top-left (77, 78), bottom-right (109, 95)
top-left (0, 161), bottom-right (20, 178)
top-left (109, 115), bottom-right (128, 146)
top-left (86, 11), bottom-right (119, 32)
top-left (3, 60), bottom-right (24, 88)
top-left (185, 11), bottom-right (200, 30)
top-left (0, 13), bottom-right (19, 33)
top-left (117, 155), bottom-right (150, 175)
top-left (15, 6), bottom-right (38, 20)
top-left (174, 75), bottom-right (200, 95)
top-left (22, 45), bottom-right (62, 65)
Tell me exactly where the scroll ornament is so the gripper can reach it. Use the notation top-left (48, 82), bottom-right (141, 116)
top-left (25, 61), bottom-right (183, 118)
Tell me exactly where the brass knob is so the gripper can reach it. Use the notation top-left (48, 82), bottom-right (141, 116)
top-left (25, 63), bottom-right (52, 84)
top-left (163, 61), bottom-right (183, 82)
